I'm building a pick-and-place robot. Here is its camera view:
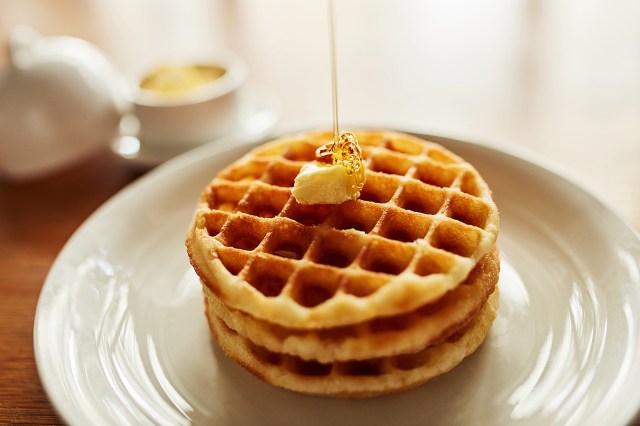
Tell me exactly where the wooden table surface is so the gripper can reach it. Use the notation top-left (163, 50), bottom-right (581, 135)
top-left (1, 0), bottom-right (639, 424)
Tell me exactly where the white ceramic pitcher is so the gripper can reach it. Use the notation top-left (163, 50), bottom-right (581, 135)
top-left (0, 26), bottom-right (126, 180)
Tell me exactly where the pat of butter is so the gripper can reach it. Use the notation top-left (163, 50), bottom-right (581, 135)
top-left (292, 162), bottom-right (359, 205)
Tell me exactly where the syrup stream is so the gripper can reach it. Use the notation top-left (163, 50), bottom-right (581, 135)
top-left (328, 0), bottom-right (339, 144)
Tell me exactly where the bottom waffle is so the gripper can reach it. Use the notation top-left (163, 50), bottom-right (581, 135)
top-left (206, 289), bottom-right (499, 399)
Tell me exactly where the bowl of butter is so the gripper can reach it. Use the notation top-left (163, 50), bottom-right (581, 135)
top-left (129, 53), bottom-right (247, 148)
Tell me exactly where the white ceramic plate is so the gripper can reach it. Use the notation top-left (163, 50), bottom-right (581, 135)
top-left (34, 131), bottom-right (640, 426)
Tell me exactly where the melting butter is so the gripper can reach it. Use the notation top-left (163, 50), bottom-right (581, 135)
top-left (292, 162), bottom-right (359, 205)
top-left (292, 132), bottom-right (365, 205)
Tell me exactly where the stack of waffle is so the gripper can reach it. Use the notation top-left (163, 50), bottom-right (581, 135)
top-left (186, 130), bottom-right (500, 398)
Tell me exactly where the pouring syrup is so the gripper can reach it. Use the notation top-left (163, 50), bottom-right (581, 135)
top-left (313, 0), bottom-right (365, 198)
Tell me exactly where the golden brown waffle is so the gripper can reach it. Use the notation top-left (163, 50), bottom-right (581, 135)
top-left (187, 130), bottom-right (500, 329)
top-left (206, 289), bottom-right (499, 399)
top-left (205, 247), bottom-right (499, 363)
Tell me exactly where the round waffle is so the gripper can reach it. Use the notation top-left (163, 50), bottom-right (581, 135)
top-left (205, 247), bottom-right (499, 363)
top-left (186, 130), bottom-right (500, 329)
top-left (206, 289), bottom-right (499, 399)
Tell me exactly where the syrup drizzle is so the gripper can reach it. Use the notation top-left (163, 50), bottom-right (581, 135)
top-left (315, 133), bottom-right (365, 197)
top-left (328, 0), bottom-right (339, 144)
top-left (312, 0), bottom-right (365, 198)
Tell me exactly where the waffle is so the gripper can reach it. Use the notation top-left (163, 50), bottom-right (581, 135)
top-left (186, 130), bottom-right (500, 329)
top-left (186, 129), bottom-right (500, 397)
top-left (206, 288), bottom-right (499, 399)
top-left (205, 247), bottom-right (499, 363)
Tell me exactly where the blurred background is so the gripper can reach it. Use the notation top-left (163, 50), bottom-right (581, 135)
top-left (1, 0), bottom-right (639, 219)
top-left (0, 0), bottom-right (639, 423)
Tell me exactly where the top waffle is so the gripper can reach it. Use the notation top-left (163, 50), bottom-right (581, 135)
top-left (186, 130), bottom-right (499, 329)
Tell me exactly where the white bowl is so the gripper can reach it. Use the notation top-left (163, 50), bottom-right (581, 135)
top-left (129, 53), bottom-right (248, 148)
